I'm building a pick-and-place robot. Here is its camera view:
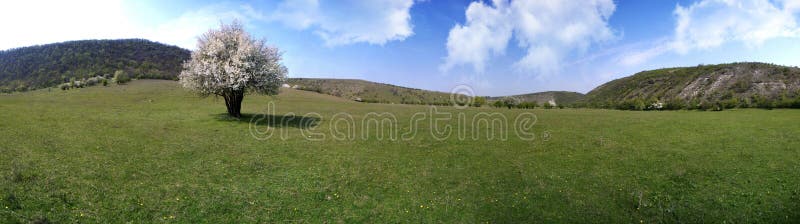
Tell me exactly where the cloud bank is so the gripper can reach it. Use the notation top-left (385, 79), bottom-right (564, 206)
top-left (0, 0), bottom-right (417, 50)
top-left (673, 0), bottom-right (800, 52)
top-left (441, 0), bottom-right (616, 76)
top-left (269, 0), bottom-right (416, 46)
top-left (619, 0), bottom-right (800, 66)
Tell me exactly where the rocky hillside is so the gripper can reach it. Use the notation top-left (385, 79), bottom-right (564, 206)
top-left (584, 62), bottom-right (800, 110)
top-left (488, 91), bottom-right (584, 106)
top-left (0, 39), bottom-right (189, 92)
top-left (286, 78), bottom-right (456, 105)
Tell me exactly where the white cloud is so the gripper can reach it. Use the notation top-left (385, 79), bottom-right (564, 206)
top-left (613, 0), bottom-right (800, 67)
top-left (441, 0), bottom-right (513, 72)
top-left (142, 4), bottom-right (253, 49)
top-left (441, 0), bottom-right (616, 76)
top-left (0, 0), bottom-right (135, 50)
top-left (0, 1), bottom-right (256, 50)
top-left (614, 39), bottom-right (673, 67)
top-left (672, 0), bottom-right (800, 53)
top-left (269, 0), bottom-right (415, 46)
top-left (779, 0), bottom-right (800, 13)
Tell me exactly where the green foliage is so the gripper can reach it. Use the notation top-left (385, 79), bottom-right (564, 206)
top-left (721, 97), bottom-right (739, 109)
top-left (516, 101), bottom-right (537, 109)
top-left (0, 39), bottom-right (189, 92)
top-left (472, 96), bottom-right (486, 107)
top-left (501, 97), bottom-right (518, 109)
top-left (114, 70), bottom-right (131, 84)
top-left (752, 94), bottom-right (775, 109)
top-left (664, 98), bottom-right (686, 110)
top-left (492, 100), bottom-right (504, 108)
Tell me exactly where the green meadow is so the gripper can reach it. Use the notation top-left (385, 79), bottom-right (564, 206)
top-left (1, 80), bottom-right (799, 223)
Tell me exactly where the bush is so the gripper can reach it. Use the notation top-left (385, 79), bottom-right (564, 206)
top-left (102, 79), bottom-right (108, 86)
top-left (751, 94), bottom-right (774, 109)
top-left (721, 98), bottom-right (739, 109)
top-left (59, 83), bottom-right (71, 90)
top-left (516, 101), bottom-right (537, 109)
top-left (492, 101), bottom-right (504, 108)
top-left (114, 70), bottom-right (131, 84)
top-left (85, 77), bottom-right (98, 86)
top-left (501, 97), bottom-right (518, 109)
top-left (792, 97), bottom-right (800, 108)
top-left (472, 96), bottom-right (486, 107)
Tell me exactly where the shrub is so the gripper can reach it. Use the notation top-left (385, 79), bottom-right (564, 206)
top-left (633, 98), bottom-right (646, 111)
top-left (751, 94), bottom-right (775, 109)
top-left (501, 97), bottom-right (518, 109)
top-left (85, 77), bottom-right (98, 86)
top-left (472, 96), bottom-right (486, 107)
top-left (59, 83), bottom-right (71, 90)
top-left (102, 79), bottom-right (108, 86)
top-left (114, 70), bottom-right (131, 84)
top-left (792, 97), bottom-right (800, 108)
top-left (721, 98), bottom-right (739, 109)
top-left (516, 101), bottom-right (536, 109)
top-left (492, 100), bottom-right (504, 108)
top-left (661, 98), bottom-right (684, 110)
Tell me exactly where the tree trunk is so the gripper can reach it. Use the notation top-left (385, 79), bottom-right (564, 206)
top-left (223, 90), bottom-right (244, 118)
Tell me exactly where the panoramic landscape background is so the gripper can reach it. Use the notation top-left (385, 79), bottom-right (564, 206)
top-left (1, 0), bottom-right (800, 223)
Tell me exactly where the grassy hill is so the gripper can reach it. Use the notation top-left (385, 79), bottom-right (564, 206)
top-left (488, 91), bottom-right (585, 106)
top-left (584, 62), bottom-right (800, 110)
top-left (0, 39), bottom-right (189, 92)
top-left (287, 78), bottom-right (456, 105)
top-left (1, 80), bottom-right (800, 222)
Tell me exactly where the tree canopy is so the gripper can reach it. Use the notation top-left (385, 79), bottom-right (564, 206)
top-left (179, 22), bottom-right (287, 117)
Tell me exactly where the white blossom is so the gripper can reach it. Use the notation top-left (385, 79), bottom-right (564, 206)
top-left (179, 21), bottom-right (287, 97)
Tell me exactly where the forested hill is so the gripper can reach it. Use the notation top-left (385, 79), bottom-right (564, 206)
top-left (584, 62), bottom-right (800, 110)
top-left (0, 39), bottom-right (190, 92)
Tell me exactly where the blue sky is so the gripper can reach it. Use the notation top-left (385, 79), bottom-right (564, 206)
top-left (2, 0), bottom-right (800, 96)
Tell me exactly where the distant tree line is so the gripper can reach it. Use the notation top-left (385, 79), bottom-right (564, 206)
top-left (0, 39), bottom-right (190, 93)
top-left (489, 97), bottom-right (563, 109)
top-left (576, 93), bottom-right (800, 111)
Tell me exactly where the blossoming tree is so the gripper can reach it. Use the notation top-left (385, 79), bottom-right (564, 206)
top-left (179, 22), bottom-right (287, 118)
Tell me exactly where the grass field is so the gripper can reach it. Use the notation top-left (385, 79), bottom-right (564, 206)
top-left (1, 80), bottom-right (799, 223)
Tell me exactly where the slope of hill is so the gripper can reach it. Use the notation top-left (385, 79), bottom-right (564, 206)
top-left (286, 78), bottom-right (456, 105)
top-left (584, 62), bottom-right (800, 109)
top-left (488, 91), bottom-right (585, 106)
top-left (0, 39), bottom-right (190, 92)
